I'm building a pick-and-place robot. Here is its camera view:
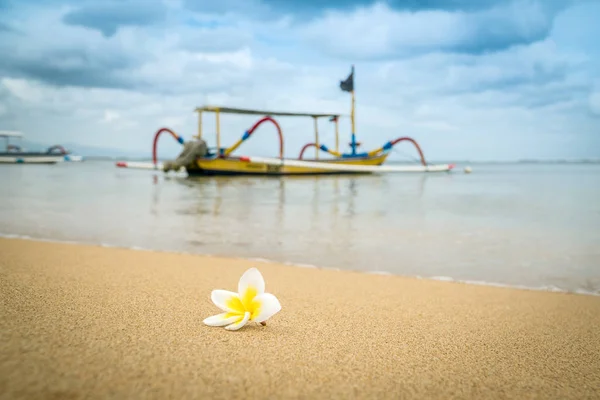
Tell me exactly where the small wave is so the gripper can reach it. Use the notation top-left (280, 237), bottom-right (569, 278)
top-left (1, 232), bottom-right (598, 297)
top-left (285, 262), bottom-right (319, 269)
top-left (246, 257), bottom-right (277, 264)
top-left (366, 270), bottom-right (394, 276)
top-left (426, 276), bottom-right (598, 296)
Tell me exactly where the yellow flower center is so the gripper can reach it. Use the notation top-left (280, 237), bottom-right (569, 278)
top-left (225, 286), bottom-right (262, 320)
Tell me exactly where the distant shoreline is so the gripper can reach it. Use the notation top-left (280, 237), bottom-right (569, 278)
top-left (82, 156), bottom-right (600, 164)
top-left (2, 233), bottom-right (598, 298)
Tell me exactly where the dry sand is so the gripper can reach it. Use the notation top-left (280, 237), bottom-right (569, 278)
top-left (1, 237), bottom-right (599, 399)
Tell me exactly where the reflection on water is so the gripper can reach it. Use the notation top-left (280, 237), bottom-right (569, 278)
top-left (1, 161), bottom-right (599, 294)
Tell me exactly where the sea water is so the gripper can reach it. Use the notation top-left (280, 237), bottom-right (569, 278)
top-left (1, 161), bottom-right (599, 295)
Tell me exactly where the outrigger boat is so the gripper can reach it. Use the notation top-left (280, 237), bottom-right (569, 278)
top-left (116, 66), bottom-right (454, 175)
top-left (1, 131), bottom-right (63, 164)
top-left (0, 131), bottom-right (83, 164)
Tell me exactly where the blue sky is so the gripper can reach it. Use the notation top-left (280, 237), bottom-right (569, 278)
top-left (0, 0), bottom-right (599, 161)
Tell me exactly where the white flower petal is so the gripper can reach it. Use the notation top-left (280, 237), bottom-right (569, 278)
top-left (238, 267), bottom-right (266, 296)
top-left (225, 311), bottom-right (251, 331)
top-left (203, 312), bottom-right (243, 327)
top-left (211, 290), bottom-right (245, 313)
top-left (250, 293), bottom-right (282, 323)
top-left (238, 267), bottom-right (265, 308)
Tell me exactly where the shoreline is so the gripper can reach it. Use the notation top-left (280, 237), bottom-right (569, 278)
top-left (1, 232), bottom-right (598, 297)
top-left (2, 236), bottom-right (600, 399)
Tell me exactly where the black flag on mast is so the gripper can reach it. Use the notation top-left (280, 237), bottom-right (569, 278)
top-left (339, 65), bottom-right (354, 92)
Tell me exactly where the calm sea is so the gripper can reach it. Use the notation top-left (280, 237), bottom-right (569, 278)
top-left (2, 160), bottom-right (599, 295)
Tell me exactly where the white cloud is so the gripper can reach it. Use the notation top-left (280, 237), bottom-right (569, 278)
top-left (2, 78), bottom-right (45, 103)
top-left (102, 110), bottom-right (120, 123)
top-left (300, 1), bottom-right (556, 59)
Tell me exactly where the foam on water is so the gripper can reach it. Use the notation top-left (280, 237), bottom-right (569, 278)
top-left (2, 232), bottom-right (598, 297)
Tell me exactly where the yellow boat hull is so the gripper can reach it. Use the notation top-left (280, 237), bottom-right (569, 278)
top-left (187, 153), bottom-right (390, 176)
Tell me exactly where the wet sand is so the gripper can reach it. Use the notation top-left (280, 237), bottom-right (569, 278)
top-left (1, 237), bottom-right (599, 399)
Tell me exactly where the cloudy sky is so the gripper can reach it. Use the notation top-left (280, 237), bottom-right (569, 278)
top-left (0, 0), bottom-right (599, 161)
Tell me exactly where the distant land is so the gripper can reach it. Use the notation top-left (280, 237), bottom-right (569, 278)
top-left (87, 157), bottom-right (600, 164)
top-left (8, 139), bottom-right (600, 164)
top-left (16, 139), bottom-right (151, 159)
top-left (386, 159), bottom-right (600, 165)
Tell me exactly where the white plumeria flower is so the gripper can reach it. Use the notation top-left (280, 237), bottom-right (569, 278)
top-left (203, 267), bottom-right (282, 331)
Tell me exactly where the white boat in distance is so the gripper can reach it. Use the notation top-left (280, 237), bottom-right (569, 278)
top-left (0, 131), bottom-right (82, 164)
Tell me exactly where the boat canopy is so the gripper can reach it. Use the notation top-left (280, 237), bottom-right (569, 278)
top-left (0, 130), bottom-right (23, 138)
top-left (195, 106), bottom-right (345, 119)
top-left (194, 106), bottom-right (346, 159)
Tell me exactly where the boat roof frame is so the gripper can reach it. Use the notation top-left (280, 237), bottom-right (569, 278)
top-left (195, 105), bottom-right (345, 119)
top-left (0, 130), bottom-right (23, 138)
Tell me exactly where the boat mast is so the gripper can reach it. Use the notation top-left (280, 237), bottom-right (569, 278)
top-left (340, 65), bottom-right (356, 155)
top-left (351, 82), bottom-right (356, 155)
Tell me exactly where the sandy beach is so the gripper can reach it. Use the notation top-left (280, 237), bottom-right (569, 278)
top-left (1, 237), bottom-right (599, 399)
